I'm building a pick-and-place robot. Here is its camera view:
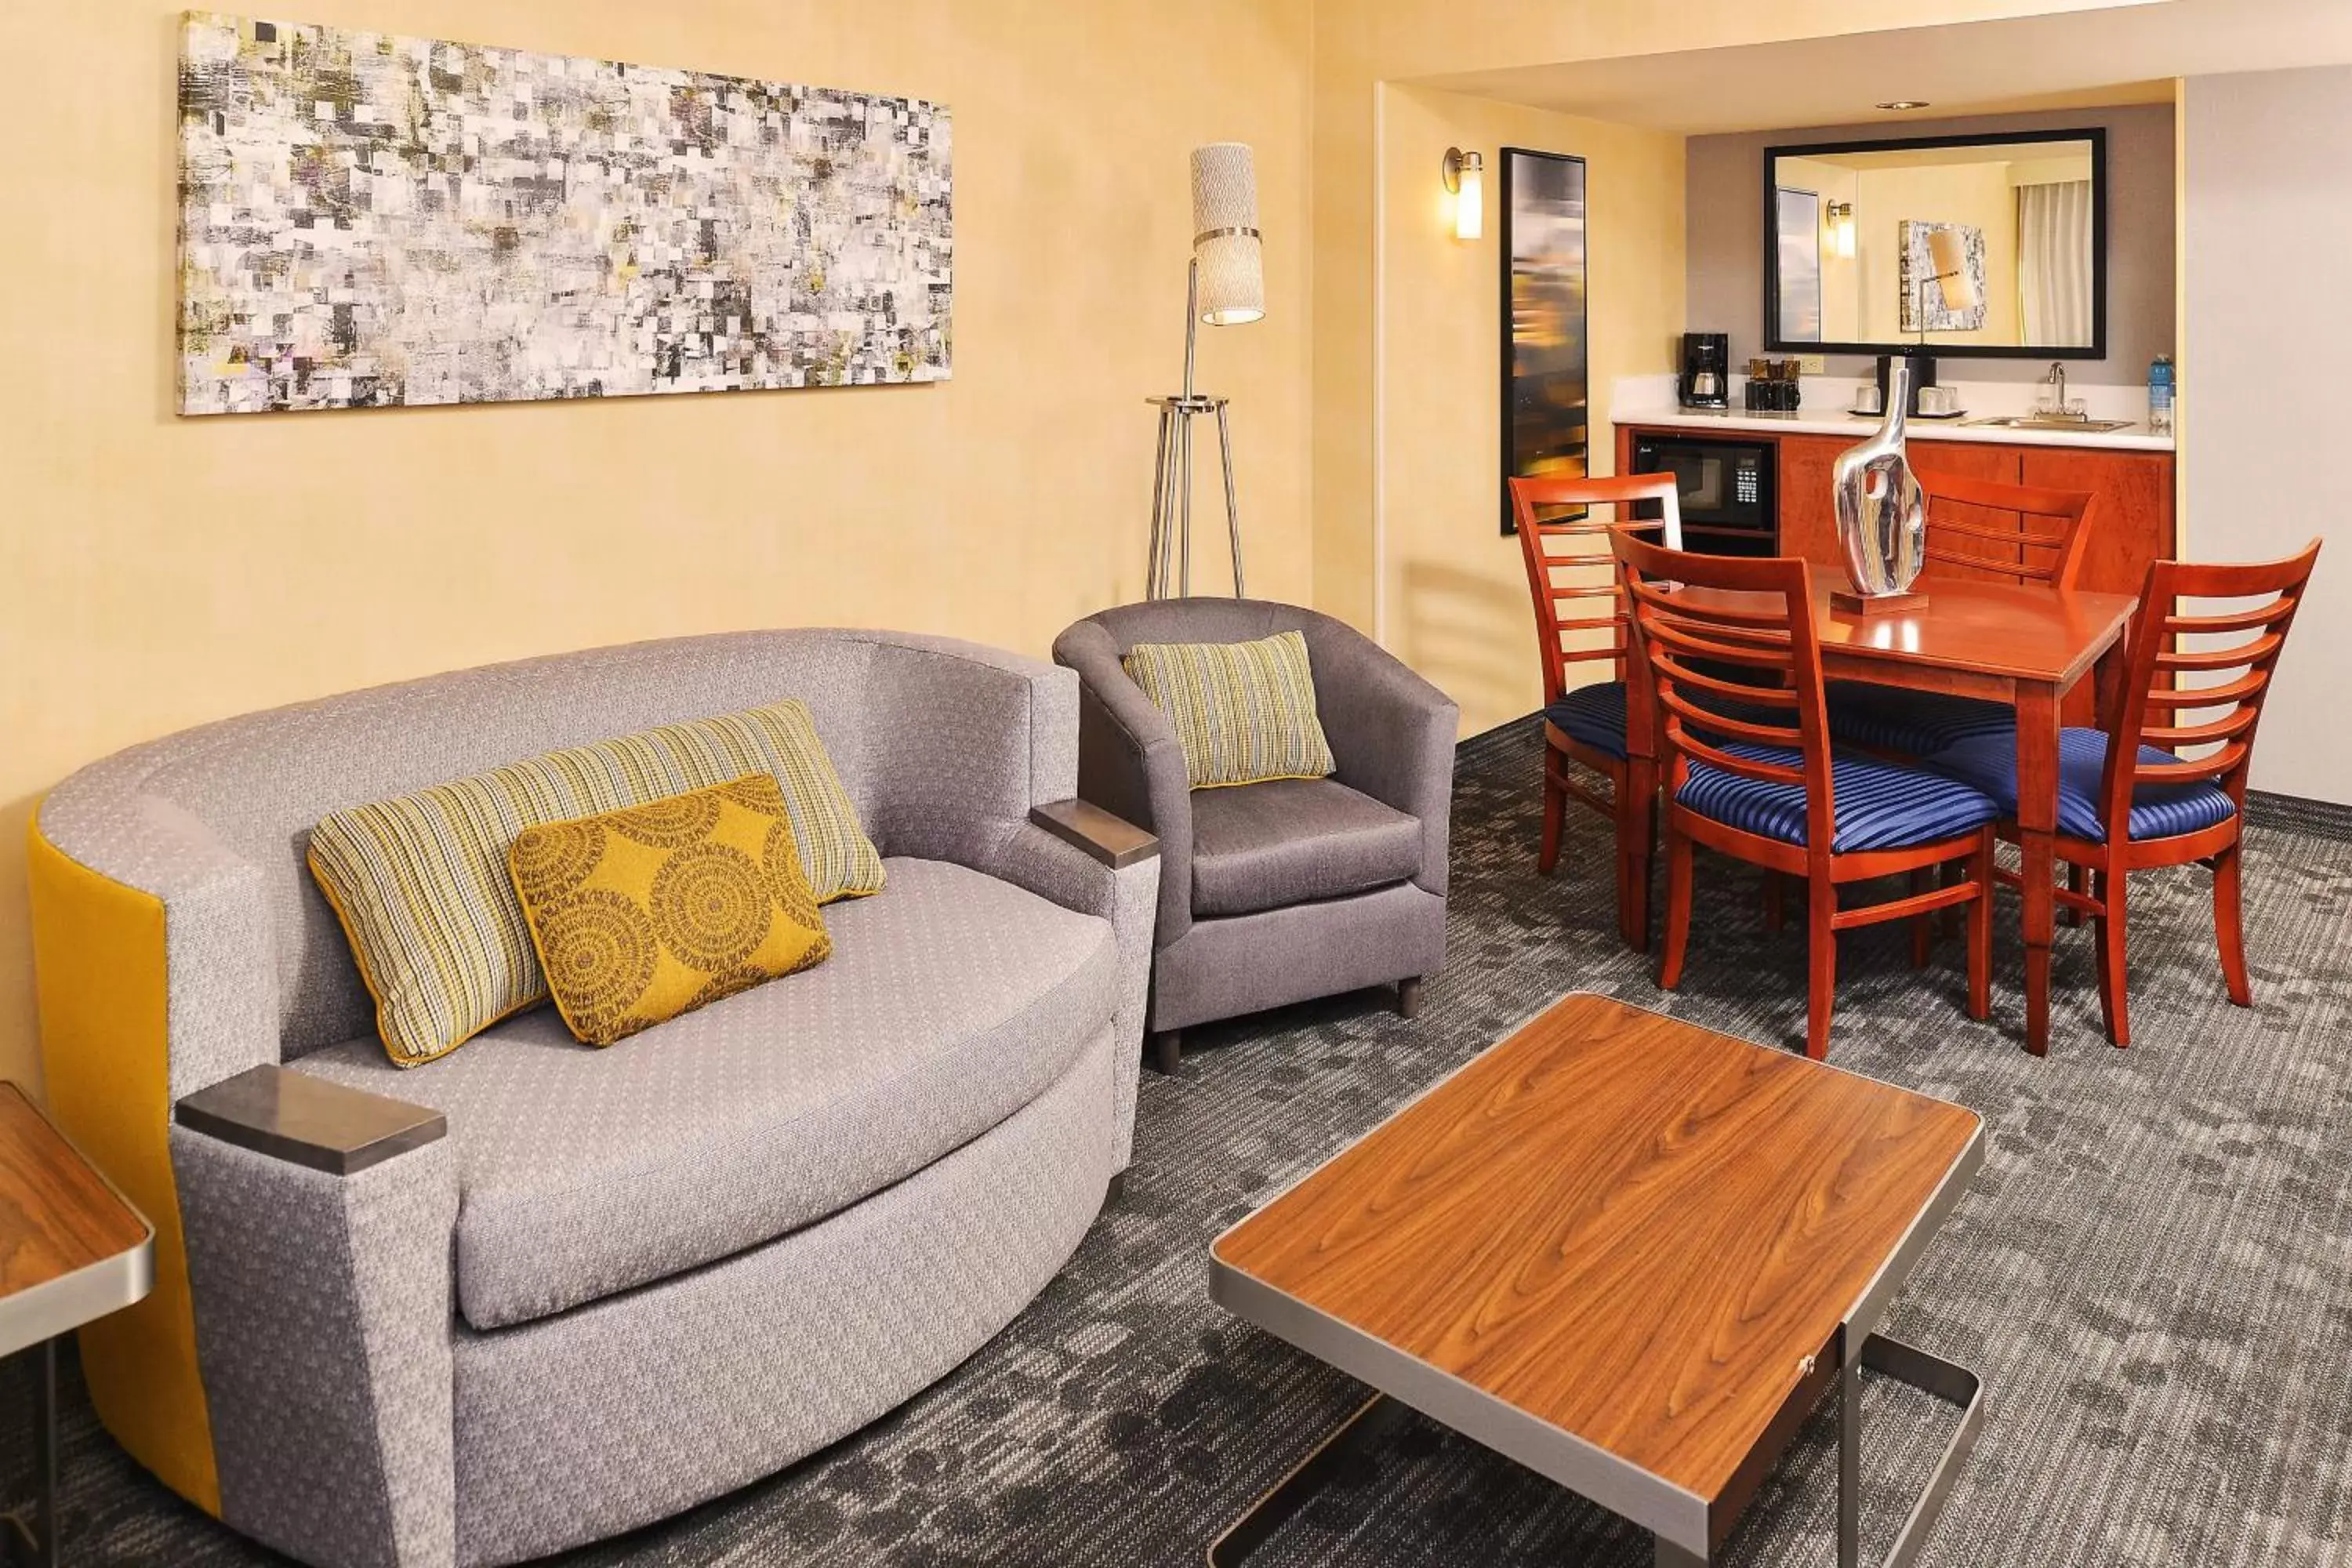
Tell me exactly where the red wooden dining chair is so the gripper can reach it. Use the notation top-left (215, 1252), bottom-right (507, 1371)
top-left (1508, 473), bottom-right (1681, 949)
top-left (1614, 532), bottom-right (1998, 1059)
top-left (1924, 542), bottom-right (2322, 1047)
top-left (1828, 474), bottom-right (2098, 757)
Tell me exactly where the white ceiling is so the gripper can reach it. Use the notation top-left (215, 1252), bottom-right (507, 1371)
top-left (1413, 0), bottom-right (2352, 135)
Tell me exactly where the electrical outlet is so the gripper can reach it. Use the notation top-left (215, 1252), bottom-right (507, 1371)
top-left (1797, 354), bottom-right (1828, 376)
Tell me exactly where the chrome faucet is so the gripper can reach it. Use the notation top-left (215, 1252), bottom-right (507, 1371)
top-left (2042, 361), bottom-right (2071, 417)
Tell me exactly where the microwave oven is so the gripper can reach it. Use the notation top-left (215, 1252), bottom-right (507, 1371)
top-left (1628, 434), bottom-right (1778, 557)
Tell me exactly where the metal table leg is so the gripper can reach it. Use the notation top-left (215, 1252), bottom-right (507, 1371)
top-left (1206, 1395), bottom-right (1410, 1566)
top-left (1853, 1334), bottom-right (1983, 1568)
top-left (1210, 1338), bottom-right (1979, 1568)
top-left (4, 1339), bottom-right (59, 1568)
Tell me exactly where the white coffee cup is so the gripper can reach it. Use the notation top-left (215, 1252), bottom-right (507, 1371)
top-left (1918, 386), bottom-right (1958, 416)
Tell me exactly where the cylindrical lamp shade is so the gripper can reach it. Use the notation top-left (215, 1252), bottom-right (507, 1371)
top-left (1191, 142), bottom-right (1265, 325)
top-left (1926, 226), bottom-right (1980, 314)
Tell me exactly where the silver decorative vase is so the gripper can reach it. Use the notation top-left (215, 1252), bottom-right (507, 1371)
top-left (1834, 360), bottom-right (1927, 597)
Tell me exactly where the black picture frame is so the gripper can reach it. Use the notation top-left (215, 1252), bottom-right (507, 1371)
top-left (1760, 127), bottom-right (2108, 360)
top-left (1500, 147), bottom-right (1589, 535)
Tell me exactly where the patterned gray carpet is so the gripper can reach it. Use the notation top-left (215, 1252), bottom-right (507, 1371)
top-left (8, 717), bottom-right (2350, 1566)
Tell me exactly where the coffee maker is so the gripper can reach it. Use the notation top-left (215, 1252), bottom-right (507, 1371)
top-left (1679, 332), bottom-right (1730, 409)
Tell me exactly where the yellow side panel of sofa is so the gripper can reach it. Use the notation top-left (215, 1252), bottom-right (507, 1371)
top-left (25, 816), bottom-right (221, 1516)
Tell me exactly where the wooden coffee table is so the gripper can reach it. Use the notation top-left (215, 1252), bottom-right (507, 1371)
top-left (1207, 994), bottom-right (1984, 1567)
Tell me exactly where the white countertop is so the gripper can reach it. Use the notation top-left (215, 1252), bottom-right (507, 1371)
top-left (1613, 404), bottom-right (2173, 453)
top-left (1609, 372), bottom-right (2174, 453)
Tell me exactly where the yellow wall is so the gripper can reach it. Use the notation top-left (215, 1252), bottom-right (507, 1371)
top-left (1377, 86), bottom-right (1684, 738)
top-left (0, 0), bottom-right (1316, 1094)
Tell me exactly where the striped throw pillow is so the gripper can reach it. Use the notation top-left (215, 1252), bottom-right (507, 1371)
top-left (308, 699), bottom-right (882, 1066)
top-left (1122, 630), bottom-right (1338, 789)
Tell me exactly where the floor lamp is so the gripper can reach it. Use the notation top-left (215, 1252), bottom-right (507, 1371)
top-left (1147, 143), bottom-right (1263, 599)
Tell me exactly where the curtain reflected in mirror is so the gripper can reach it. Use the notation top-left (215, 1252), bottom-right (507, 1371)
top-left (2018, 180), bottom-right (2093, 344)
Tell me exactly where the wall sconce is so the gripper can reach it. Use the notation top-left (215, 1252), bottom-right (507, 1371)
top-left (1442, 147), bottom-right (1483, 241)
top-left (1826, 201), bottom-right (1855, 260)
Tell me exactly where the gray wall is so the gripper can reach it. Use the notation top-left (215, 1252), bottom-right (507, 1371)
top-left (1687, 103), bottom-right (2176, 386)
top-left (2182, 67), bottom-right (2347, 804)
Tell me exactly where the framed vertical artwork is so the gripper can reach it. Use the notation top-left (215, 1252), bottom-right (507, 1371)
top-left (1500, 147), bottom-right (1588, 535)
top-left (1774, 187), bottom-right (1824, 343)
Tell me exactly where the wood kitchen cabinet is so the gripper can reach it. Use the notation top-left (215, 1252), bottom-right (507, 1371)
top-left (2016, 446), bottom-right (2176, 597)
top-left (1616, 426), bottom-right (2173, 601)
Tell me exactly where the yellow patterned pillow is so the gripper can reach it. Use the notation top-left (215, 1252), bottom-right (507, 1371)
top-left (1122, 630), bottom-right (1338, 789)
top-left (510, 775), bottom-right (830, 1047)
top-left (308, 698), bottom-right (881, 1066)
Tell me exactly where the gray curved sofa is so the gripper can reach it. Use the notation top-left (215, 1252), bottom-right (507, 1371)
top-left (27, 630), bottom-right (1157, 1568)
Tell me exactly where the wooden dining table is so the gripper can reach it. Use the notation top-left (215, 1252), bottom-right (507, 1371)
top-left (1665, 575), bottom-right (2139, 1056)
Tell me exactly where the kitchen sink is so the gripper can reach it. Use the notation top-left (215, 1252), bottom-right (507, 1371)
top-left (1962, 414), bottom-right (2136, 433)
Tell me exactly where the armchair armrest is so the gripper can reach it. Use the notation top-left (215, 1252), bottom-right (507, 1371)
top-left (1028, 800), bottom-right (1159, 869)
top-left (1300, 620), bottom-right (1460, 896)
top-left (176, 1065), bottom-right (445, 1177)
top-left (1053, 621), bottom-right (1196, 948)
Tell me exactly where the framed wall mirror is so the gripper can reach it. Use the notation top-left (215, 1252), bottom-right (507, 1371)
top-left (1764, 128), bottom-right (2107, 358)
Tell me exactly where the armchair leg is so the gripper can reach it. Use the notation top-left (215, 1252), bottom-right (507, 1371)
top-left (1396, 978), bottom-right (1425, 1019)
top-left (1149, 1030), bottom-right (1183, 1075)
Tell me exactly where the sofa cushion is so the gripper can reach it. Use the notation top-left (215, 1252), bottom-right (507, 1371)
top-left (307, 697), bottom-right (884, 1068)
top-left (511, 775), bottom-right (833, 1047)
top-left (292, 858), bottom-right (1114, 1330)
top-left (1120, 630), bottom-right (1338, 788)
top-left (1189, 778), bottom-right (1422, 918)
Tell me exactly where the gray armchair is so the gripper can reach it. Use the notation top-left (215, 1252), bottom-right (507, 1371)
top-left (1054, 599), bottom-right (1457, 1070)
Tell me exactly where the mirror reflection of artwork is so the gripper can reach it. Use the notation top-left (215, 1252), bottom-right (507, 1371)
top-left (1775, 187), bottom-right (1824, 343)
top-left (1762, 131), bottom-right (2102, 354)
top-left (1501, 147), bottom-right (1588, 534)
top-left (1898, 221), bottom-right (1988, 333)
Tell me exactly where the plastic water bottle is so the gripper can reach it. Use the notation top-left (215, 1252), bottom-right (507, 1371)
top-left (2148, 354), bottom-right (2176, 437)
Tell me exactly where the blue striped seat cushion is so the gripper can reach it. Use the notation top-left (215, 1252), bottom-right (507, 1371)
top-left (1925, 728), bottom-right (2239, 843)
top-left (1825, 681), bottom-right (2017, 755)
top-left (1544, 681), bottom-right (1632, 760)
top-left (1544, 681), bottom-right (1793, 764)
top-left (1676, 743), bottom-right (2001, 851)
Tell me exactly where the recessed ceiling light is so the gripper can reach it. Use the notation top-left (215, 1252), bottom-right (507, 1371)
top-left (1877, 100), bottom-right (1932, 111)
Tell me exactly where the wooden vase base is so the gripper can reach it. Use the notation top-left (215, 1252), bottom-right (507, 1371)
top-left (1828, 588), bottom-right (1930, 617)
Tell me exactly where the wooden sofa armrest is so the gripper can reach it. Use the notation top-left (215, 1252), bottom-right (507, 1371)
top-left (1029, 800), bottom-right (1159, 869)
top-left (176, 1064), bottom-right (445, 1177)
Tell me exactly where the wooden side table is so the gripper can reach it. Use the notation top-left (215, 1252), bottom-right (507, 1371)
top-left (0, 1082), bottom-right (154, 1567)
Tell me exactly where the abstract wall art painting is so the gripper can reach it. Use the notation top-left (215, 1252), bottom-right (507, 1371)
top-left (176, 13), bottom-right (953, 416)
top-left (1500, 147), bottom-right (1588, 534)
